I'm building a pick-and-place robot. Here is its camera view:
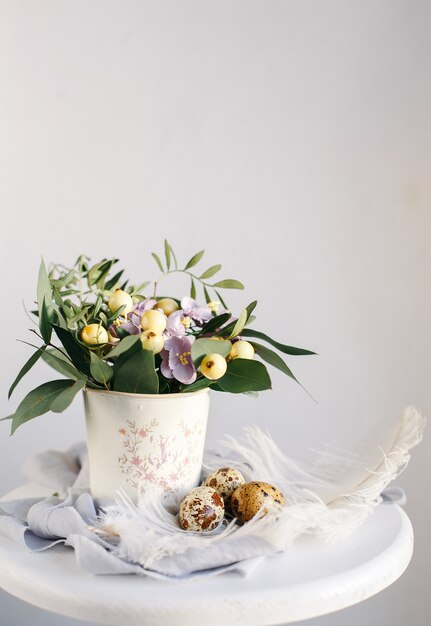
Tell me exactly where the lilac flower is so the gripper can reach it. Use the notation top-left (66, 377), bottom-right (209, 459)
top-left (160, 336), bottom-right (197, 384)
top-left (109, 298), bottom-right (157, 336)
top-left (164, 310), bottom-right (187, 338)
top-left (180, 297), bottom-right (212, 324)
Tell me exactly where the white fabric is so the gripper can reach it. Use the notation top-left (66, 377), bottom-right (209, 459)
top-left (0, 406), bottom-right (424, 580)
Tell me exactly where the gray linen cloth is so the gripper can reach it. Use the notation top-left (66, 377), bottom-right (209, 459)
top-left (0, 443), bottom-right (405, 580)
top-left (0, 444), bottom-right (266, 580)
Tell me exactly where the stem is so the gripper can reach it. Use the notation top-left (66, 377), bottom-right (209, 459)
top-left (153, 269), bottom-right (213, 299)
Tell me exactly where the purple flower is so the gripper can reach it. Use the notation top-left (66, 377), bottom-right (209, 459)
top-left (164, 310), bottom-right (187, 338)
top-left (110, 298), bottom-right (157, 336)
top-left (180, 297), bottom-right (212, 324)
top-left (160, 336), bottom-right (196, 384)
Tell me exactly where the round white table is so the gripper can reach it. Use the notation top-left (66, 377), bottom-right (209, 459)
top-left (0, 483), bottom-right (413, 626)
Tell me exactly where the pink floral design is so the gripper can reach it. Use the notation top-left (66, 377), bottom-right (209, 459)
top-left (118, 417), bottom-right (204, 491)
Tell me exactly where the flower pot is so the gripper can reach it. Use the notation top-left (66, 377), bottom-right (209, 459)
top-left (83, 388), bottom-right (210, 503)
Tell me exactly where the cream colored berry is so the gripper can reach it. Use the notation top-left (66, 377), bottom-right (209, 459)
top-left (108, 289), bottom-right (134, 316)
top-left (156, 298), bottom-right (179, 316)
top-left (200, 353), bottom-right (227, 380)
top-left (141, 309), bottom-right (167, 333)
top-left (81, 324), bottom-right (109, 346)
top-left (140, 330), bottom-right (164, 354)
top-left (229, 340), bottom-right (255, 360)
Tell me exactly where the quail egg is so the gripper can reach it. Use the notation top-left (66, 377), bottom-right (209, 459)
top-left (179, 486), bottom-right (225, 532)
top-left (231, 481), bottom-right (285, 523)
top-left (203, 467), bottom-right (245, 507)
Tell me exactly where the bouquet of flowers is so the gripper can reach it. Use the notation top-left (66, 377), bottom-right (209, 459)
top-left (5, 241), bottom-right (314, 434)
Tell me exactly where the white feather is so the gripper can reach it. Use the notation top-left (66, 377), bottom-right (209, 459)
top-left (96, 406), bottom-right (425, 574)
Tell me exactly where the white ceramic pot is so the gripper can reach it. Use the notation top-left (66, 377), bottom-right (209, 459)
top-left (83, 388), bottom-right (210, 502)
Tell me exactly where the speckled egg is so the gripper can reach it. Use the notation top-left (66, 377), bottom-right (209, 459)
top-left (231, 481), bottom-right (285, 523)
top-left (179, 486), bottom-right (225, 532)
top-left (203, 467), bottom-right (245, 506)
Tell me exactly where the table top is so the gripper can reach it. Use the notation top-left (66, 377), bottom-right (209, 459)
top-left (0, 483), bottom-right (414, 626)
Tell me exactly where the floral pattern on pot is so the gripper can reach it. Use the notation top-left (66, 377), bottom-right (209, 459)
top-left (118, 417), bottom-right (204, 491)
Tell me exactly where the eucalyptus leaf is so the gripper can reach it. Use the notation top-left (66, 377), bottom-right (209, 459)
top-left (151, 253), bottom-right (164, 272)
top-left (217, 359), bottom-right (271, 393)
top-left (203, 286), bottom-right (211, 304)
top-left (105, 334), bottom-right (141, 359)
top-left (215, 290), bottom-right (228, 310)
top-left (240, 329), bottom-right (316, 356)
top-left (39, 296), bottom-right (53, 343)
top-left (190, 277), bottom-right (196, 299)
top-left (42, 349), bottom-right (81, 380)
top-left (200, 313), bottom-right (232, 335)
top-left (199, 264), bottom-right (222, 280)
top-left (113, 349), bottom-right (159, 394)
top-left (182, 377), bottom-right (213, 393)
top-left (37, 257), bottom-right (53, 324)
top-left (191, 338), bottom-right (232, 365)
top-left (53, 325), bottom-right (91, 376)
top-left (90, 352), bottom-right (113, 385)
top-left (212, 279), bottom-right (244, 290)
top-left (50, 379), bottom-right (86, 413)
top-left (228, 308), bottom-right (248, 339)
top-left (105, 270), bottom-right (124, 292)
top-left (185, 250), bottom-right (204, 270)
top-left (8, 347), bottom-right (46, 399)
top-left (11, 379), bottom-right (75, 434)
top-left (164, 239), bottom-right (171, 270)
top-left (250, 342), bottom-right (298, 381)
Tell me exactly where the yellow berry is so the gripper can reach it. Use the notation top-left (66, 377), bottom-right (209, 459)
top-left (208, 301), bottom-right (220, 313)
top-left (229, 340), bottom-right (255, 360)
top-left (140, 330), bottom-right (165, 354)
top-left (141, 309), bottom-right (167, 333)
top-left (108, 289), bottom-right (133, 316)
top-left (200, 353), bottom-right (227, 380)
top-left (81, 324), bottom-right (109, 346)
top-left (156, 298), bottom-right (179, 316)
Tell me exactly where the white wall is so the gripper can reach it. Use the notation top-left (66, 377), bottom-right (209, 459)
top-left (0, 1), bottom-right (430, 624)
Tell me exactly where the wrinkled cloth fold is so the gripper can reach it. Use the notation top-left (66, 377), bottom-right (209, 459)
top-left (0, 410), bottom-right (423, 580)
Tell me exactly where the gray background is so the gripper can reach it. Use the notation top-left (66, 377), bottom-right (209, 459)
top-left (0, 1), bottom-right (430, 624)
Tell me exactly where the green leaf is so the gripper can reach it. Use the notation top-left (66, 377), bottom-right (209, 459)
top-left (151, 252), bottom-right (164, 272)
top-left (52, 325), bottom-right (91, 376)
top-left (1, 415), bottom-right (13, 421)
top-left (199, 264), bottom-right (222, 279)
top-left (200, 313), bottom-right (232, 335)
top-left (212, 279), bottom-right (244, 290)
top-left (113, 349), bottom-right (159, 394)
top-left (182, 377), bottom-right (213, 393)
top-left (228, 308), bottom-right (248, 339)
top-left (105, 270), bottom-right (125, 292)
top-left (50, 379), bottom-right (86, 413)
top-left (67, 307), bottom-right (89, 329)
top-left (245, 300), bottom-right (257, 323)
top-left (11, 379), bottom-right (74, 434)
top-left (37, 257), bottom-right (53, 323)
top-left (8, 347), bottom-right (46, 399)
top-left (215, 290), bottom-right (228, 310)
top-left (164, 239), bottom-right (171, 270)
top-left (240, 329), bottom-right (316, 356)
top-left (90, 352), bottom-right (113, 385)
top-left (190, 277), bottom-right (196, 299)
top-left (203, 286), bottom-right (211, 304)
top-left (104, 334), bottom-right (141, 359)
top-left (41, 349), bottom-right (81, 380)
top-left (191, 338), bottom-right (232, 366)
top-left (217, 359), bottom-right (272, 393)
top-left (185, 250), bottom-right (205, 270)
top-left (250, 342), bottom-right (298, 381)
top-left (130, 281), bottom-right (150, 296)
top-left (169, 245), bottom-right (178, 269)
